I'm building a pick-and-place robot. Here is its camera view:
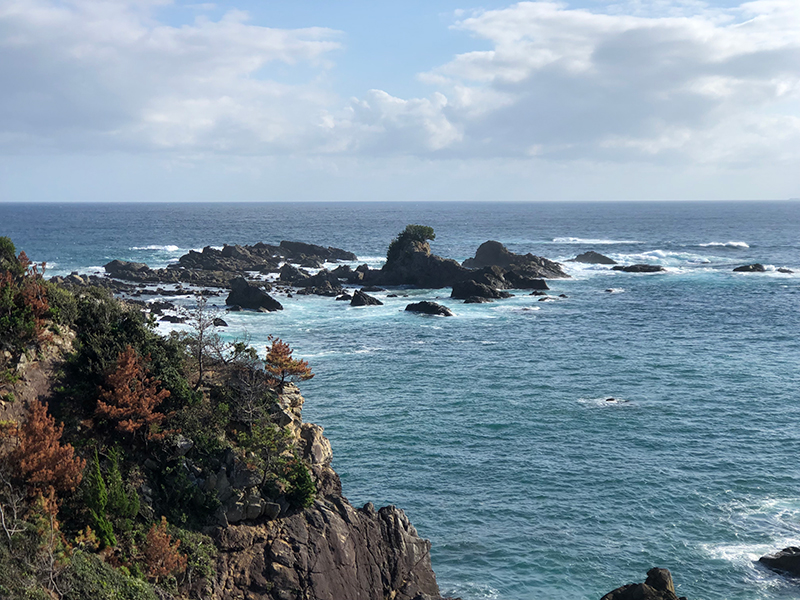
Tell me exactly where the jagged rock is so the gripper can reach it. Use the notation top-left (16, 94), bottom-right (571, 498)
top-left (173, 435), bottom-right (194, 457)
top-left (759, 546), bottom-right (800, 577)
top-left (263, 502), bottom-right (281, 520)
top-left (601, 568), bottom-right (687, 600)
top-left (279, 240), bottom-right (357, 262)
top-left (503, 270), bottom-right (550, 290)
top-left (335, 293), bottom-right (352, 301)
top-left (351, 289), bottom-right (383, 306)
top-left (612, 264), bottom-right (666, 273)
top-left (451, 280), bottom-right (512, 300)
top-left (300, 423), bottom-right (333, 466)
top-left (226, 277), bottom-right (283, 311)
top-left (733, 263), bottom-right (766, 272)
top-left (570, 251), bottom-right (617, 264)
top-left (405, 301), bottom-right (454, 317)
top-left (213, 317), bottom-right (228, 327)
top-left (462, 241), bottom-right (569, 278)
top-left (279, 263), bottom-right (310, 283)
top-left (365, 234), bottom-right (469, 288)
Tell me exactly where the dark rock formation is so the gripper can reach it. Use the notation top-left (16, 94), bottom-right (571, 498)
top-left (778, 267), bottom-right (794, 274)
top-left (570, 251), bottom-right (617, 265)
top-left (462, 241), bottom-right (569, 278)
top-left (405, 301), bottom-right (454, 317)
top-left (601, 568), bottom-right (687, 600)
top-left (279, 263), bottom-right (310, 283)
top-left (367, 237), bottom-right (468, 289)
top-left (226, 277), bottom-right (283, 311)
top-left (464, 296), bottom-right (493, 304)
top-left (733, 263), bottom-right (766, 272)
top-left (279, 240), bottom-right (357, 262)
top-left (612, 264), bottom-right (666, 273)
top-left (351, 290), bottom-right (383, 307)
top-left (759, 546), bottom-right (800, 577)
top-left (451, 280), bottom-right (512, 300)
top-left (213, 317), bottom-right (228, 327)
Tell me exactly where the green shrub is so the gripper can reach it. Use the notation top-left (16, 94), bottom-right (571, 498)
top-left (171, 527), bottom-right (217, 583)
top-left (386, 224), bottom-right (435, 262)
top-left (61, 551), bottom-right (159, 600)
top-left (285, 459), bottom-right (316, 509)
top-left (45, 281), bottom-right (78, 326)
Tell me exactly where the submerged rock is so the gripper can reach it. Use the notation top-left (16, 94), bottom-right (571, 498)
top-left (601, 568), bottom-right (687, 600)
top-left (405, 301), bottom-right (454, 317)
top-left (612, 264), bottom-right (666, 273)
top-left (570, 250), bottom-right (617, 265)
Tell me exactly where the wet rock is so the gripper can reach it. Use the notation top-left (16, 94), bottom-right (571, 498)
top-left (464, 296), bottom-right (494, 304)
top-left (759, 546), bottom-right (800, 577)
top-left (213, 317), bottom-right (228, 327)
top-left (601, 568), bottom-right (687, 600)
top-left (351, 289), bottom-right (383, 306)
top-left (405, 301), bottom-right (454, 317)
top-left (451, 280), bottom-right (512, 300)
top-left (570, 251), bottom-right (617, 264)
top-left (733, 263), bottom-right (766, 272)
top-left (777, 267), bottom-right (794, 274)
top-left (612, 264), bottom-right (666, 273)
top-left (226, 277), bottom-right (283, 311)
top-left (463, 240), bottom-right (569, 278)
top-left (335, 293), bottom-right (353, 301)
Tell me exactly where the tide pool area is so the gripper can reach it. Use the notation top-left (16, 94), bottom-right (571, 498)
top-left (3, 200), bottom-right (800, 599)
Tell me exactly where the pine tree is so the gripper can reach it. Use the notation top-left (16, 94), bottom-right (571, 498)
top-left (96, 346), bottom-right (170, 441)
top-left (264, 336), bottom-right (314, 392)
top-left (9, 400), bottom-right (85, 498)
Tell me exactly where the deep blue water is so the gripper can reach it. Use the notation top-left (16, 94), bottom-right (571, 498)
top-left (4, 200), bottom-right (800, 600)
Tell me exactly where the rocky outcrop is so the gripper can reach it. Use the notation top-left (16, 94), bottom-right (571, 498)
top-left (226, 277), bottom-right (283, 311)
top-left (759, 546), bottom-right (800, 577)
top-left (733, 263), bottom-right (766, 272)
top-left (351, 290), bottom-right (383, 307)
top-left (601, 568), bottom-right (687, 600)
top-left (462, 241), bottom-right (569, 278)
top-left (366, 238), bottom-right (468, 289)
top-left (612, 264), bottom-right (666, 273)
top-left (451, 280), bottom-right (512, 300)
top-left (570, 251), bottom-right (617, 265)
top-left (405, 301), bottom-right (454, 317)
top-left (279, 240), bottom-right (357, 262)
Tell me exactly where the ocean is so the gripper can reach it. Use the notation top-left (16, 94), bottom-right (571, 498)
top-left (4, 200), bottom-right (800, 599)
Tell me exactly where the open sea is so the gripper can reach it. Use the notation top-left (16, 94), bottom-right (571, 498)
top-left (3, 200), bottom-right (800, 600)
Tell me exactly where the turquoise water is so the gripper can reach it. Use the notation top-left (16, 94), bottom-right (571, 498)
top-left (4, 201), bottom-right (800, 599)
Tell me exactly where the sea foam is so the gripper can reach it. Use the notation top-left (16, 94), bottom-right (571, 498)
top-left (553, 237), bottom-right (643, 245)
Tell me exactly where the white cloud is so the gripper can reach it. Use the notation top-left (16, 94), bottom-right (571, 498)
top-left (343, 0), bottom-right (800, 166)
top-left (0, 0), bottom-right (342, 153)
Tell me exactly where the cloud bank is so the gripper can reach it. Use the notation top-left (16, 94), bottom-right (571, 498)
top-left (1, 0), bottom-right (798, 175)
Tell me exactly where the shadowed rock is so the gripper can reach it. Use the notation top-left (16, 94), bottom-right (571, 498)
top-left (612, 264), bottom-right (666, 273)
top-left (451, 280), bottom-right (512, 300)
top-left (351, 289), bottom-right (383, 306)
top-left (601, 568), bottom-right (687, 600)
top-left (760, 546), bottom-right (800, 577)
top-left (733, 263), bottom-right (766, 272)
top-left (570, 251), bottom-right (617, 265)
top-left (405, 301), bottom-right (454, 316)
top-left (226, 277), bottom-right (283, 311)
top-left (462, 241), bottom-right (569, 278)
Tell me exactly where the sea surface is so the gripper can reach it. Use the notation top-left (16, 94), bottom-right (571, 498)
top-left (4, 200), bottom-right (800, 600)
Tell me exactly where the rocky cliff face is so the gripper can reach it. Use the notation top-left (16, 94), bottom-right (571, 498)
top-left (209, 385), bottom-right (451, 600)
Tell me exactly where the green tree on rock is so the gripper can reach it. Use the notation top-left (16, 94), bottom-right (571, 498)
top-left (386, 225), bottom-right (435, 263)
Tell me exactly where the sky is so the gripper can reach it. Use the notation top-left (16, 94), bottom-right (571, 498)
top-left (0, 0), bottom-right (798, 202)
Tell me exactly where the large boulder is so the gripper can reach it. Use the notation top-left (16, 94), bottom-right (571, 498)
top-left (463, 241), bottom-right (569, 278)
top-left (733, 263), bottom-right (766, 272)
top-left (405, 301), bottom-right (454, 317)
top-left (104, 259), bottom-right (149, 275)
top-left (226, 277), bottom-right (283, 311)
top-left (570, 251), bottom-right (617, 265)
top-left (759, 546), bottom-right (800, 577)
top-left (351, 289), bottom-right (383, 306)
top-left (451, 280), bottom-right (512, 300)
top-left (612, 264), bottom-right (666, 273)
top-left (601, 568), bottom-right (687, 600)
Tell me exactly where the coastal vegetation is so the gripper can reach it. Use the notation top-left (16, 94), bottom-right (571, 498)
top-left (0, 238), bottom-right (318, 599)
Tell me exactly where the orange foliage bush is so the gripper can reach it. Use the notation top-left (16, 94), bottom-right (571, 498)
top-left (96, 346), bottom-right (170, 441)
top-left (143, 516), bottom-right (186, 582)
top-left (8, 399), bottom-right (85, 498)
top-left (264, 336), bottom-right (314, 391)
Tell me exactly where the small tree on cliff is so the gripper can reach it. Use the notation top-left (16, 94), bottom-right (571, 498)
top-left (96, 345), bottom-right (170, 442)
top-left (7, 399), bottom-right (85, 498)
top-left (386, 224), bottom-right (435, 263)
top-left (264, 336), bottom-right (313, 392)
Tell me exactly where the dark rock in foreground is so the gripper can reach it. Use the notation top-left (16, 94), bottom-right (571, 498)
top-left (351, 289), bottom-right (383, 306)
top-left (733, 263), bottom-right (766, 272)
top-left (759, 546), bottom-right (800, 577)
top-left (451, 280), bottom-right (512, 300)
top-left (463, 240), bottom-right (569, 278)
top-left (405, 301), bottom-right (454, 317)
top-left (226, 277), bottom-right (283, 311)
top-left (570, 251), bottom-right (617, 265)
top-left (464, 296), bottom-right (494, 304)
top-left (601, 568), bottom-right (687, 600)
top-left (612, 264), bottom-right (666, 273)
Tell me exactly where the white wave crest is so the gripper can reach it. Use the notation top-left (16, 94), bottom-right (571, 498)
top-left (698, 241), bottom-right (749, 248)
top-left (553, 237), bottom-right (643, 245)
top-left (131, 245), bottom-right (181, 252)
